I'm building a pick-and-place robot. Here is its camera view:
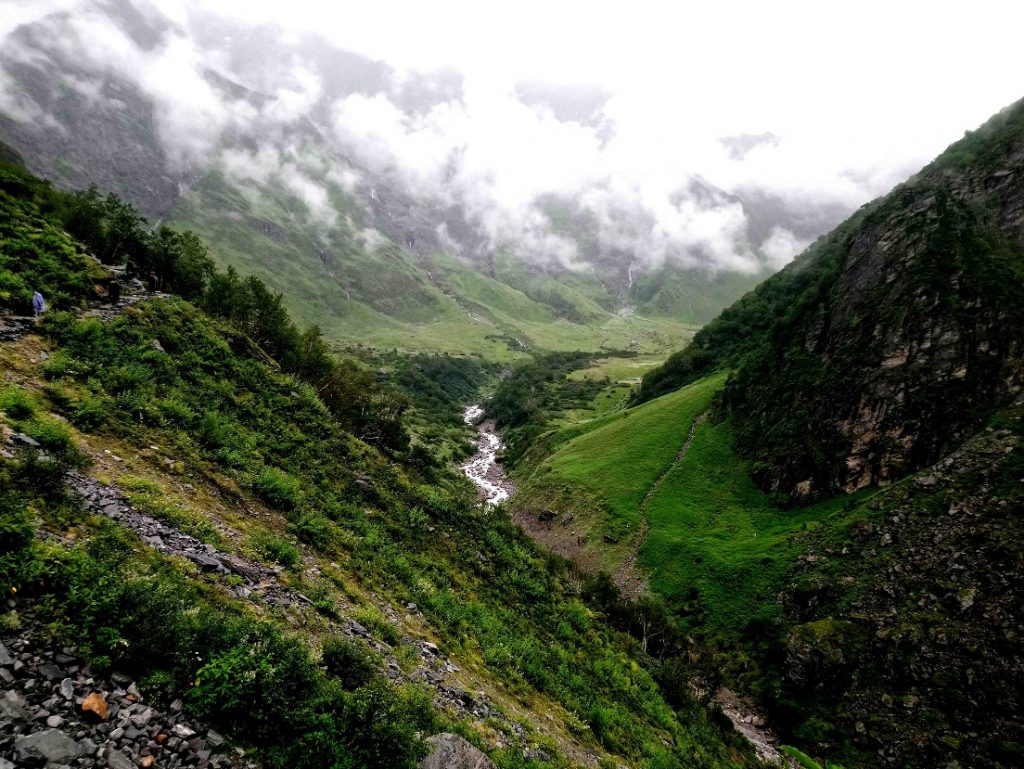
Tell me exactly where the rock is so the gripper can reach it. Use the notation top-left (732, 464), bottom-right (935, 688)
top-left (419, 733), bottom-right (497, 769)
top-left (141, 756), bottom-right (156, 768)
top-left (206, 730), bottom-right (226, 748)
top-left (12, 432), bottom-right (40, 448)
top-left (37, 662), bottom-right (64, 680)
top-left (104, 746), bottom-right (135, 769)
top-left (14, 729), bottom-right (86, 763)
top-left (82, 690), bottom-right (110, 721)
top-left (46, 714), bottom-right (64, 727)
top-left (60, 676), bottom-right (74, 699)
top-left (172, 723), bottom-right (196, 739)
top-left (0, 690), bottom-right (31, 722)
top-left (186, 552), bottom-right (228, 573)
top-left (0, 641), bottom-right (13, 666)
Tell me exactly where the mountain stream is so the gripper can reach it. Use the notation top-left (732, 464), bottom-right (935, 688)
top-left (460, 405), bottom-right (513, 507)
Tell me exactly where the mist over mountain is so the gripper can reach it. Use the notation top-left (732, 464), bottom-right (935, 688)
top-left (0, 0), bottom-right (937, 302)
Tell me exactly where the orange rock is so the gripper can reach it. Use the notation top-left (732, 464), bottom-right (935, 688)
top-left (140, 756), bottom-right (155, 768)
top-left (81, 691), bottom-right (109, 721)
top-left (155, 733), bottom-right (168, 744)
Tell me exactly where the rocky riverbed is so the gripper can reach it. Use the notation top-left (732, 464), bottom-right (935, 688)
top-left (459, 406), bottom-right (514, 507)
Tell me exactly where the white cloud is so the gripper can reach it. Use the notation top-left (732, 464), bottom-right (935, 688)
top-left (3, 0), bottom-right (1023, 273)
top-left (760, 226), bottom-right (813, 270)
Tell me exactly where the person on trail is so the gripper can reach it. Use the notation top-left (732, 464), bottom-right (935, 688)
top-left (32, 291), bottom-right (45, 318)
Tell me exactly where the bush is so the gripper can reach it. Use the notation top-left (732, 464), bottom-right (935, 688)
top-left (72, 394), bottom-right (108, 430)
top-left (352, 607), bottom-right (401, 646)
top-left (18, 416), bottom-right (86, 468)
top-left (0, 386), bottom-right (36, 419)
top-left (248, 529), bottom-right (301, 568)
top-left (290, 512), bottom-right (337, 551)
top-left (253, 467), bottom-right (301, 511)
top-left (0, 491), bottom-right (41, 594)
top-left (321, 636), bottom-right (378, 690)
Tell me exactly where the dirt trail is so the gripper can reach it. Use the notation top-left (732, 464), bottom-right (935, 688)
top-left (612, 410), bottom-right (708, 599)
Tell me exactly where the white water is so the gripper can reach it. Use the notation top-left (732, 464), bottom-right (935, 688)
top-left (460, 405), bottom-right (513, 507)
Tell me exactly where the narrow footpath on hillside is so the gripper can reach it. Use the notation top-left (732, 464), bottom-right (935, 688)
top-left (612, 409), bottom-right (708, 599)
top-left (609, 409), bottom-right (793, 768)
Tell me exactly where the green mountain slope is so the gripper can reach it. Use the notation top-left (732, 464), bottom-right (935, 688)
top-left (168, 170), bottom-right (698, 359)
top-left (638, 98), bottom-right (1024, 501)
top-left (0, 156), bottom-right (756, 768)
top-left (507, 97), bottom-right (1024, 769)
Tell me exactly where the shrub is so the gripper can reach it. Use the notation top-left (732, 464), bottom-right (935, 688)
top-left (71, 394), bottom-right (108, 430)
top-left (352, 606), bottom-right (401, 646)
top-left (253, 467), bottom-right (301, 511)
top-left (248, 529), bottom-right (301, 568)
top-left (0, 491), bottom-right (41, 594)
top-left (18, 416), bottom-right (86, 468)
top-left (290, 512), bottom-right (337, 551)
top-left (0, 386), bottom-right (36, 419)
top-left (321, 636), bottom-right (378, 690)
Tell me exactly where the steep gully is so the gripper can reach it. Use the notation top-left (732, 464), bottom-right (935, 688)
top-left (458, 405), bottom-right (790, 766)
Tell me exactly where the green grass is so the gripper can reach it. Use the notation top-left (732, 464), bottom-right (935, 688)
top-left (640, 417), bottom-right (860, 634)
top-left (526, 373), bottom-right (728, 537)
top-left (170, 171), bottom-right (699, 360)
top-left (522, 371), bottom-right (872, 634)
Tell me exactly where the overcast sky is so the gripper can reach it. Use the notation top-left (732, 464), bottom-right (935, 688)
top-left (3, 0), bottom-right (1024, 272)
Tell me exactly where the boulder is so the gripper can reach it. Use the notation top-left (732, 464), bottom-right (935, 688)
top-left (419, 733), bottom-right (496, 769)
top-left (14, 729), bottom-right (86, 763)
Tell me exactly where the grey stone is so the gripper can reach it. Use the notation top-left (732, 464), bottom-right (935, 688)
top-left (46, 714), bottom-right (64, 727)
top-left (37, 662), bottom-right (64, 680)
top-left (206, 729), bottom-right (225, 747)
top-left (104, 746), bottom-right (135, 769)
top-left (60, 676), bottom-right (74, 699)
top-left (172, 723), bottom-right (196, 738)
top-left (419, 733), bottom-right (496, 769)
top-left (0, 690), bottom-right (31, 721)
top-left (0, 641), bottom-right (13, 666)
top-left (14, 729), bottom-right (86, 763)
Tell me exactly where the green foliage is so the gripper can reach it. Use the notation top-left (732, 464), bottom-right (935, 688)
top-left (0, 385), bottom-right (37, 419)
top-left (351, 606), bottom-right (401, 646)
top-left (780, 745), bottom-right (847, 769)
top-left (0, 490), bottom-right (41, 595)
top-left (0, 167), bottom-right (103, 313)
top-left (489, 350), bottom-right (631, 465)
top-left (321, 636), bottom-right (379, 690)
top-left (253, 467), bottom-right (301, 511)
top-left (248, 528), bottom-right (301, 568)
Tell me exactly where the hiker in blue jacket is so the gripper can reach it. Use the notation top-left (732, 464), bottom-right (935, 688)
top-left (32, 291), bottom-right (46, 317)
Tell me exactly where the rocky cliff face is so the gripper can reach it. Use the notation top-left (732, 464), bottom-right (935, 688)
top-left (772, 404), bottom-right (1024, 768)
top-left (722, 100), bottom-right (1024, 501)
